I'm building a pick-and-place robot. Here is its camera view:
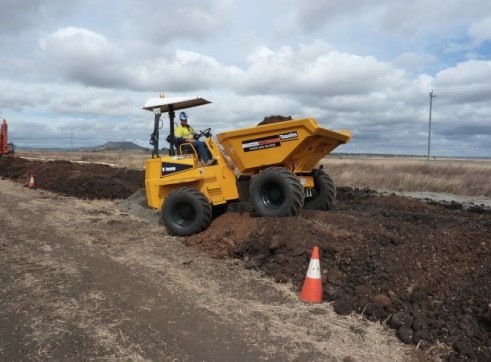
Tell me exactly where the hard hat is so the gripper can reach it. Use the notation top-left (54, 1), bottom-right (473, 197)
top-left (179, 111), bottom-right (188, 120)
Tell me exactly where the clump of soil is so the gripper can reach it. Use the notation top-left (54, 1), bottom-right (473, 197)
top-left (1, 157), bottom-right (490, 361)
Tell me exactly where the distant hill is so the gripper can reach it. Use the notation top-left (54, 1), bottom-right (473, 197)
top-left (91, 141), bottom-right (148, 151)
top-left (16, 141), bottom-right (151, 152)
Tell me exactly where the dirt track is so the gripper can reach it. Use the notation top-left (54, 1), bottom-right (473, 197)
top-left (1, 157), bottom-right (490, 361)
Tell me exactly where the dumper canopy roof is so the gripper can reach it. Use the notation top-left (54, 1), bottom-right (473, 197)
top-left (142, 96), bottom-right (211, 113)
top-left (142, 95), bottom-right (212, 158)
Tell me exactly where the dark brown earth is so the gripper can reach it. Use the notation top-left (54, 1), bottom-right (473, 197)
top-left (1, 157), bottom-right (490, 361)
top-left (0, 157), bottom-right (142, 199)
top-left (257, 115), bottom-right (293, 126)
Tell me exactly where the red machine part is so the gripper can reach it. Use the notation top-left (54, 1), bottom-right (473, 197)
top-left (1, 119), bottom-right (11, 155)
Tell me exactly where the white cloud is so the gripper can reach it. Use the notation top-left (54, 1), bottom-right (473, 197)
top-left (39, 27), bottom-right (243, 91)
top-left (435, 60), bottom-right (491, 89)
top-left (280, 0), bottom-right (491, 37)
top-left (149, 50), bottom-right (243, 92)
top-left (240, 42), bottom-right (410, 100)
top-left (40, 27), bottom-right (125, 87)
top-left (393, 52), bottom-right (437, 73)
top-left (0, 0), bottom-right (86, 36)
top-left (469, 17), bottom-right (491, 45)
top-left (1, 1), bottom-right (490, 157)
top-left (0, 0), bottom-right (42, 35)
top-left (122, 0), bottom-right (233, 44)
top-left (0, 81), bottom-right (50, 112)
top-left (279, 0), bottom-right (372, 33)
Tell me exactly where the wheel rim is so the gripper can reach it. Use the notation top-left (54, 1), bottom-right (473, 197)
top-left (174, 201), bottom-right (196, 225)
top-left (260, 182), bottom-right (284, 208)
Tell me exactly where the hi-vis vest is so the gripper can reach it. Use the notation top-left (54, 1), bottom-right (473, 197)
top-left (175, 125), bottom-right (195, 139)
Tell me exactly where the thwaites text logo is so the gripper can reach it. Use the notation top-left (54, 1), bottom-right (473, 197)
top-left (242, 131), bottom-right (298, 152)
top-left (161, 162), bottom-right (193, 176)
top-left (279, 131), bottom-right (298, 141)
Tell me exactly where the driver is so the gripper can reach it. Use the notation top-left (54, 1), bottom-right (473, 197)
top-left (175, 111), bottom-right (215, 166)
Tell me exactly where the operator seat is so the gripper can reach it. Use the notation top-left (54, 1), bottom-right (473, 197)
top-left (175, 140), bottom-right (195, 156)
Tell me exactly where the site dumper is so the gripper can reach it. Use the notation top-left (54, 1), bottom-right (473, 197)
top-left (143, 95), bottom-right (351, 236)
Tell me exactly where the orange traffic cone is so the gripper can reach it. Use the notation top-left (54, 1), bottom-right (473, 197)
top-left (28, 174), bottom-right (36, 189)
top-left (300, 245), bottom-right (323, 303)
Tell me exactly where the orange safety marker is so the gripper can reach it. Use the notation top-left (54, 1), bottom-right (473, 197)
top-left (28, 174), bottom-right (36, 188)
top-left (300, 245), bottom-right (323, 303)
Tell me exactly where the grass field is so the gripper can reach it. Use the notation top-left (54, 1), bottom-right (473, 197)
top-left (16, 150), bottom-right (491, 197)
top-left (322, 157), bottom-right (491, 197)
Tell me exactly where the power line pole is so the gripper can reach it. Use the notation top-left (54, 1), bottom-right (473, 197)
top-left (427, 90), bottom-right (436, 160)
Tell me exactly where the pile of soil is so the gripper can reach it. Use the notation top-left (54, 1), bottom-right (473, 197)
top-left (189, 192), bottom-right (490, 361)
top-left (1, 157), bottom-right (490, 361)
top-left (0, 157), bottom-right (143, 199)
top-left (257, 115), bottom-right (292, 126)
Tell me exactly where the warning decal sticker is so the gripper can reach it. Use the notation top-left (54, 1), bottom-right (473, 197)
top-left (242, 135), bottom-right (281, 152)
top-left (242, 131), bottom-right (299, 152)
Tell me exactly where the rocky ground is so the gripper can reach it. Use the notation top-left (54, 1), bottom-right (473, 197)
top-left (1, 156), bottom-right (490, 361)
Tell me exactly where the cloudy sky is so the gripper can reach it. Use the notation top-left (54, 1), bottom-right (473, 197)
top-left (1, 0), bottom-right (490, 157)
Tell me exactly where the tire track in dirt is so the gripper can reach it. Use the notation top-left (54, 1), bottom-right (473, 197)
top-left (0, 179), bottom-right (411, 361)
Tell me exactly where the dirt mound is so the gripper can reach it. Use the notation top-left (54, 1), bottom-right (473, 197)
top-left (1, 157), bottom-right (490, 360)
top-left (0, 157), bottom-right (143, 199)
top-left (257, 115), bottom-right (292, 126)
top-left (185, 189), bottom-right (491, 361)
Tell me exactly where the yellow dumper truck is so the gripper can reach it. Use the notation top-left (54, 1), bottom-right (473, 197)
top-left (143, 95), bottom-right (351, 236)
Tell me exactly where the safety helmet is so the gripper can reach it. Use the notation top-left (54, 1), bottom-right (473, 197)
top-left (179, 111), bottom-right (188, 121)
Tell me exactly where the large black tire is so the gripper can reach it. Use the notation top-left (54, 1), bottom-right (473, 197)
top-left (304, 169), bottom-right (336, 210)
top-left (162, 188), bottom-right (212, 236)
top-left (250, 167), bottom-right (304, 217)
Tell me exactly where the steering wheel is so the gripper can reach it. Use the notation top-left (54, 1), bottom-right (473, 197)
top-left (195, 128), bottom-right (212, 139)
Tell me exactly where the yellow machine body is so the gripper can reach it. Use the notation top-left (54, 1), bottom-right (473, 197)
top-left (217, 117), bottom-right (351, 174)
top-left (145, 137), bottom-right (239, 210)
top-left (145, 117), bottom-right (350, 210)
